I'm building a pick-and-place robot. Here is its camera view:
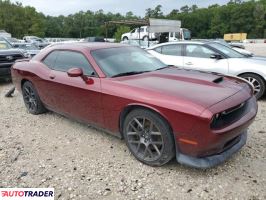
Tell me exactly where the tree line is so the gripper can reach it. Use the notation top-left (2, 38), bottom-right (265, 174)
top-left (0, 0), bottom-right (265, 40)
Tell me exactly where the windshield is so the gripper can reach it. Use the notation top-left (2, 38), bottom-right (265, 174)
top-left (183, 29), bottom-right (191, 40)
top-left (91, 46), bottom-right (166, 77)
top-left (0, 38), bottom-right (12, 49)
top-left (18, 44), bottom-right (39, 50)
top-left (208, 42), bottom-right (245, 58)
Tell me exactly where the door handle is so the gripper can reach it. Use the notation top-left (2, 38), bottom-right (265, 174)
top-left (185, 62), bottom-right (193, 65)
top-left (49, 74), bottom-right (55, 79)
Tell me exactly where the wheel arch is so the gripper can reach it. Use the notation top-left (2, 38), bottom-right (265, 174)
top-left (119, 103), bottom-right (173, 139)
top-left (237, 72), bottom-right (266, 82)
top-left (21, 78), bottom-right (30, 89)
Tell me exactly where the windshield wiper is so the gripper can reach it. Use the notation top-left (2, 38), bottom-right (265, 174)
top-left (155, 65), bottom-right (174, 71)
top-left (111, 71), bottom-right (150, 78)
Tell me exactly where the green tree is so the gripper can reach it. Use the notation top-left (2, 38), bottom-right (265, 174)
top-left (114, 26), bottom-right (130, 42)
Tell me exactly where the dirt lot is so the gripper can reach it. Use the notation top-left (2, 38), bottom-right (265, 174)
top-left (0, 82), bottom-right (265, 200)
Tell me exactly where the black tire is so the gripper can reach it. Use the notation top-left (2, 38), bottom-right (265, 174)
top-left (123, 109), bottom-right (175, 166)
top-left (239, 73), bottom-right (265, 99)
top-left (122, 36), bottom-right (128, 41)
top-left (142, 36), bottom-right (149, 41)
top-left (22, 81), bottom-right (47, 114)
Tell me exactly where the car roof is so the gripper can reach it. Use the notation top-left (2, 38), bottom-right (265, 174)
top-left (147, 40), bottom-right (211, 49)
top-left (47, 42), bottom-right (131, 51)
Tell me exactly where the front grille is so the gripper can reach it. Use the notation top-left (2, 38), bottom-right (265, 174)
top-left (0, 54), bottom-right (24, 63)
top-left (211, 98), bottom-right (251, 130)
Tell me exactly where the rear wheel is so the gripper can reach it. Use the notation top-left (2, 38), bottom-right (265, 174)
top-left (123, 109), bottom-right (175, 166)
top-left (143, 36), bottom-right (149, 41)
top-left (239, 73), bottom-right (265, 99)
top-left (122, 36), bottom-right (128, 41)
top-left (22, 81), bottom-right (47, 114)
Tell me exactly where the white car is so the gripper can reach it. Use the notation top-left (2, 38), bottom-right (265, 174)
top-left (121, 26), bottom-right (156, 41)
top-left (147, 41), bottom-right (266, 99)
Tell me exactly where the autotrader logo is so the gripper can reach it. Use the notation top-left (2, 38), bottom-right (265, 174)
top-left (0, 188), bottom-right (54, 199)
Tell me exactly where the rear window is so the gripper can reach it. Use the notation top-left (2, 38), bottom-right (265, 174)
top-left (161, 45), bottom-right (182, 56)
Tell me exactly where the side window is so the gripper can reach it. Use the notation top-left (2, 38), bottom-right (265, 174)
top-left (53, 51), bottom-right (95, 76)
top-left (170, 32), bottom-right (174, 37)
top-left (161, 45), bottom-right (182, 56)
top-left (140, 28), bottom-right (144, 32)
top-left (186, 45), bottom-right (215, 58)
top-left (43, 51), bottom-right (59, 68)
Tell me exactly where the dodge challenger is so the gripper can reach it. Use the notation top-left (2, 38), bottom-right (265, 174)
top-left (11, 43), bottom-right (258, 168)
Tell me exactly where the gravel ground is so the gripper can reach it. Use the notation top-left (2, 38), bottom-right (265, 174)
top-left (0, 82), bottom-right (265, 200)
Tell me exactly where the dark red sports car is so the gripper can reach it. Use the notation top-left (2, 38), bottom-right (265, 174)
top-left (11, 43), bottom-right (257, 168)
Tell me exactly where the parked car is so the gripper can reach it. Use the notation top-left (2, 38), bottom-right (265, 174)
top-left (121, 26), bottom-right (156, 41)
top-left (120, 39), bottom-right (158, 49)
top-left (4, 37), bottom-right (22, 45)
top-left (13, 43), bottom-right (40, 57)
top-left (82, 37), bottom-right (105, 42)
top-left (23, 36), bottom-right (50, 49)
top-left (0, 37), bottom-right (27, 80)
top-left (11, 43), bottom-right (257, 169)
top-left (147, 41), bottom-right (266, 99)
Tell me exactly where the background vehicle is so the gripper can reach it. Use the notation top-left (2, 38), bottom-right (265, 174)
top-left (147, 41), bottom-right (266, 99)
top-left (4, 37), bottom-right (22, 45)
top-left (23, 36), bottom-right (50, 49)
top-left (81, 37), bottom-right (105, 42)
top-left (11, 43), bottom-right (257, 168)
top-left (121, 26), bottom-right (156, 41)
top-left (120, 39), bottom-right (157, 49)
top-left (0, 37), bottom-right (27, 80)
top-left (13, 43), bottom-right (40, 57)
top-left (0, 30), bottom-right (11, 38)
top-left (121, 26), bottom-right (191, 42)
top-left (165, 28), bottom-right (191, 42)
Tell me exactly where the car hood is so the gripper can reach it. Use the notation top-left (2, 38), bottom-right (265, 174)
top-left (250, 56), bottom-right (266, 61)
top-left (228, 57), bottom-right (266, 70)
top-left (0, 48), bottom-right (24, 55)
top-left (114, 67), bottom-right (248, 110)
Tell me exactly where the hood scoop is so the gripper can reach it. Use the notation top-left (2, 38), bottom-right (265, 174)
top-left (213, 76), bottom-right (224, 84)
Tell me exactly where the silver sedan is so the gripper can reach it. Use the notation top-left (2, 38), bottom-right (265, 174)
top-left (147, 41), bottom-right (266, 99)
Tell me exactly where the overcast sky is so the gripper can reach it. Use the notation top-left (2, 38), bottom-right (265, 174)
top-left (11, 0), bottom-right (230, 16)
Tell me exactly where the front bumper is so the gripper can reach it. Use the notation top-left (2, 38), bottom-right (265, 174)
top-left (0, 63), bottom-right (12, 78)
top-left (176, 131), bottom-right (247, 169)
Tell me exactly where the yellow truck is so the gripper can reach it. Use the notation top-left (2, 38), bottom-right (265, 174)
top-left (224, 33), bottom-right (247, 41)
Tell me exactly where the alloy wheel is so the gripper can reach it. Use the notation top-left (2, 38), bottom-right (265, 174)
top-left (243, 76), bottom-right (261, 96)
top-left (126, 117), bottom-right (164, 162)
top-left (23, 85), bottom-right (37, 112)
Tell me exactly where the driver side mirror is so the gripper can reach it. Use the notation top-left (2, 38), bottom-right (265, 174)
top-left (210, 54), bottom-right (222, 60)
top-left (67, 68), bottom-right (83, 77)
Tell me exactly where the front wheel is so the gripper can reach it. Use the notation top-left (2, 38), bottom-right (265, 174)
top-left (22, 81), bottom-right (47, 114)
top-left (123, 109), bottom-right (175, 166)
top-left (239, 73), bottom-right (265, 99)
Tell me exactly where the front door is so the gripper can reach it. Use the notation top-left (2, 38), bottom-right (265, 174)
top-left (183, 44), bottom-right (229, 74)
top-left (40, 50), bottom-right (103, 126)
